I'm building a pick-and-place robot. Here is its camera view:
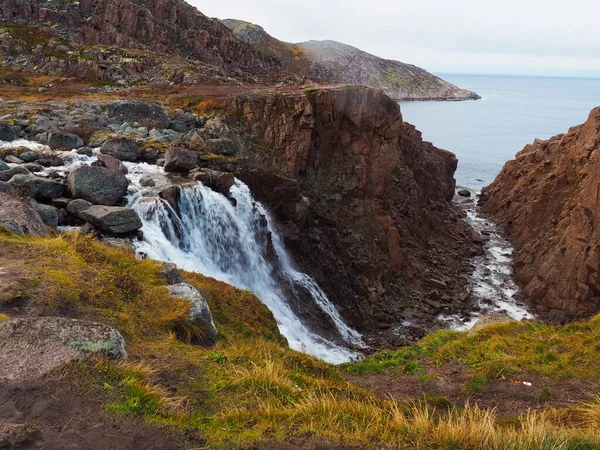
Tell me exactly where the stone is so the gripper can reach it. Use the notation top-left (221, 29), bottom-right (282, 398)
top-left (139, 174), bottom-right (156, 187)
top-left (205, 138), bottom-right (237, 156)
top-left (169, 120), bottom-right (187, 132)
top-left (47, 131), bottom-right (84, 149)
top-left (18, 151), bottom-right (39, 162)
top-left (97, 153), bottom-right (128, 174)
top-left (30, 201), bottom-right (59, 229)
top-left (457, 189), bottom-right (471, 197)
top-left (66, 198), bottom-right (93, 218)
top-left (106, 101), bottom-right (169, 129)
top-left (469, 313), bottom-right (516, 334)
top-left (0, 181), bottom-right (16, 195)
top-left (36, 154), bottom-right (64, 167)
top-left (8, 174), bottom-right (67, 200)
top-left (0, 121), bottom-right (17, 142)
top-left (79, 205), bottom-right (143, 234)
top-left (192, 169), bottom-right (235, 196)
top-left (160, 262), bottom-right (185, 285)
top-left (99, 137), bottom-right (140, 162)
top-left (4, 155), bottom-right (24, 164)
top-left (0, 166), bottom-right (30, 182)
top-left (0, 317), bottom-right (126, 381)
top-left (77, 146), bottom-right (94, 156)
top-left (68, 165), bottom-right (129, 206)
top-left (164, 147), bottom-right (197, 173)
top-left (167, 283), bottom-right (218, 341)
top-left (0, 192), bottom-right (47, 236)
top-left (0, 161), bottom-right (9, 171)
top-left (140, 147), bottom-right (159, 164)
top-left (22, 162), bottom-right (44, 173)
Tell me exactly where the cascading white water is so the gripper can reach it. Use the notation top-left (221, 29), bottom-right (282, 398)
top-left (128, 178), bottom-right (364, 363)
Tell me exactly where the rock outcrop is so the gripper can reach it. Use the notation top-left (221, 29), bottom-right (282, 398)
top-left (222, 19), bottom-right (480, 101)
top-left (228, 86), bottom-right (475, 335)
top-left (482, 107), bottom-right (600, 323)
top-left (0, 317), bottom-right (126, 381)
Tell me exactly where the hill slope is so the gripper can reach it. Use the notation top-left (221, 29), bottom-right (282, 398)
top-left (221, 19), bottom-right (480, 101)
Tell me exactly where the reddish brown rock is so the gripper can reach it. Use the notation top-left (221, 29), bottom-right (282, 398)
top-left (228, 86), bottom-right (474, 334)
top-left (482, 106), bottom-right (600, 322)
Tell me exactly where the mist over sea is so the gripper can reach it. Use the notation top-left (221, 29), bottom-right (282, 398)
top-left (400, 74), bottom-right (600, 190)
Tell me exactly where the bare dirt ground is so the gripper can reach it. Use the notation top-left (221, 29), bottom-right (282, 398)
top-left (347, 360), bottom-right (598, 418)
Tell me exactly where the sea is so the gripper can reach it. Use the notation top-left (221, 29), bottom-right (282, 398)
top-left (400, 74), bottom-right (600, 191)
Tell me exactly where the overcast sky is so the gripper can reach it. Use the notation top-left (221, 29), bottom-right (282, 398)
top-left (193, 0), bottom-right (600, 78)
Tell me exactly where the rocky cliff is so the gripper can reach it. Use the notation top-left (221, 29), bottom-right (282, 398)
top-left (482, 106), bottom-right (600, 323)
top-left (228, 86), bottom-right (478, 340)
top-left (222, 19), bottom-right (480, 101)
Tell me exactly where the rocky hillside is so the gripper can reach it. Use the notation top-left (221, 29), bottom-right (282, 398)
top-left (227, 86), bottom-right (479, 341)
top-left (222, 19), bottom-right (480, 101)
top-left (482, 106), bottom-right (600, 323)
top-left (0, 0), bottom-right (284, 85)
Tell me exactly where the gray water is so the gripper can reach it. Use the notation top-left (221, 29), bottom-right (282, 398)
top-left (401, 74), bottom-right (600, 190)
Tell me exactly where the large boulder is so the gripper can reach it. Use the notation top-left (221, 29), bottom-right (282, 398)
top-left (106, 101), bottom-right (169, 129)
top-left (68, 165), bottom-right (129, 206)
top-left (0, 317), bottom-right (126, 382)
top-left (164, 147), bottom-right (197, 173)
top-left (0, 160), bottom-right (9, 171)
top-left (99, 137), bottom-right (140, 162)
top-left (0, 192), bottom-right (47, 236)
top-left (8, 174), bottom-right (67, 200)
top-left (97, 153), bottom-right (128, 174)
top-left (30, 201), bottom-right (59, 229)
top-left (79, 205), bottom-right (143, 234)
top-left (0, 122), bottom-right (17, 142)
top-left (66, 198), bottom-right (93, 218)
top-left (167, 283), bottom-right (218, 340)
top-left (0, 166), bottom-right (30, 182)
top-left (192, 169), bottom-right (235, 196)
top-left (47, 131), bottom-right (84, 149)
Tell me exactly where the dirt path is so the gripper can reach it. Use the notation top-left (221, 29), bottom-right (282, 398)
top-left (347, 360), bottom-right (598, 417)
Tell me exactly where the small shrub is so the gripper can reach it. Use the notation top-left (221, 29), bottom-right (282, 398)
top-left (463, 376), bottom-right (488, 394)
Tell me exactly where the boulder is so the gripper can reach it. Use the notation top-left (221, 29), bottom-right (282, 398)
top-left (164, 147), bottom-right (197, 173)
top-left (0, 317), bottom-right (126, 381)
top-left (4, 155), bottom-right (24, 164)
top-left (23, 162), bottom-right (44, 173)
top-left (47, 131), bottom-right (84, 149)
top-left (66, 198), bottom-right (93, 218)
top-left (0, 166), bottom-right (30, 182)
top-left (19, 151), bottom-right (39, 162)
top-left (169, 120), bottom-right (187, 132)
top-left (77, 146), bottom-right (94, 156)
top-left (0, 192), bottom-right (47, 236)
top-left (68, 165), bottom-right (129, 206)
top-left (0, 181), bottom-right (16, 195)
top-left (160, 262), bottom-right (185, 285)
top-left (206, 138), bottom-right (237, 156)
top-left (139, 174), bottom-right (156, 187)
top-left (8, 175), bottom-right (67, 200)
top-left (469, 313), bottom-right (516, 334)
top-left (457, 189), bottom-right (471, 198)
top-left (0, 160), bottom-right (9, 171)
top-left (106, 101), bottom-right (169, 129)
top-left (79, 205), bottom-right (143, 234)
top-left (99, 137), bottom-right (140, 162)
top-left (0, 122), bottom-right (17, 142)
top-left (167, 283), bottom-right (218, 340)
top-left (192, 169), bottom-right (235, 196)
top-left (30, 201), bottom-right (59, 229)
top-left (97, 153), bottom-right (128, 174)
top-left (36, 154), bottom-right (64, 167)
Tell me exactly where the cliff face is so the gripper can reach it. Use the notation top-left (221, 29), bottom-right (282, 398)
top-left (222, 19), bottom-right (480, 101)
top-left (482, 106), bottom-right (600, 323)
top-left (1, 0), bottom-right (277, 74)
top-left (228, 86), bottom-right (477, 337)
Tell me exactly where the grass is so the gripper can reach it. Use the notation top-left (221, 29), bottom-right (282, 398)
top-left (3, 229), bottom-right (600, 448)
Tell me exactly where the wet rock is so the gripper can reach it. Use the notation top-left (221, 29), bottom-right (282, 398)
top-left (4, 155), bottom-right (24, 164)
top-left (97, 153), bottom-right (128, 175)
top-left (0, 192), bottom-right (47, 236)
top-left (160, 262), bottom-right (185, 285)
top-left (99, 137), bottom-right (140, 162)
top-left (8, 175), bottom-right (67, 200)
top-left (206, 138), bottom-right (237, 156)
top-left (0, 181), bottom-right (16, 195)
top-left (0, 161), bottom-right (9, 171)
top-left (18, 151), bottom-right (39, 163)
top-left (140, 147), bottom-right (159, 164)
top-left (457, 189), bottom-right (471, 197)
top-left (469, 313), bottom-right (516, 334)
top-left (192, 169), bottom-right (235, 196)
top-left (22, 162), bottom-right (43, 173)
top-left (79, 205), bottom-right (143, 234)
top-left (77, 146), bottom-right (94, 156)
top-left (30, 201), bottom-right (59, 229)
top-left (164, 147), bottom-right (197, 173)
top-left (68, 165), bottom-right (129, 206)
top-left (0, 121), bottom-right (17, 142)
top-left (106, 101), bottom-right (169, 129)
top-left (0, 166), bottom-right (31, 182)
top-left (36, 154), bottom-right (64, 167)
top-left (168, 283), bottom-right (218, 341)
top-left (47, 131), bottom-right (84, 149)
top-left (139, 174), bottom-right (155, 187)
top-left (0, 317), bottom-right (126, 381)
top-left (158, 186), bottom-right (180, 214)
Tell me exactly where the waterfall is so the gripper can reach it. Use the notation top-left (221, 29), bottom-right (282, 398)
top-left (129, 178), bottom-right (364, 363)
